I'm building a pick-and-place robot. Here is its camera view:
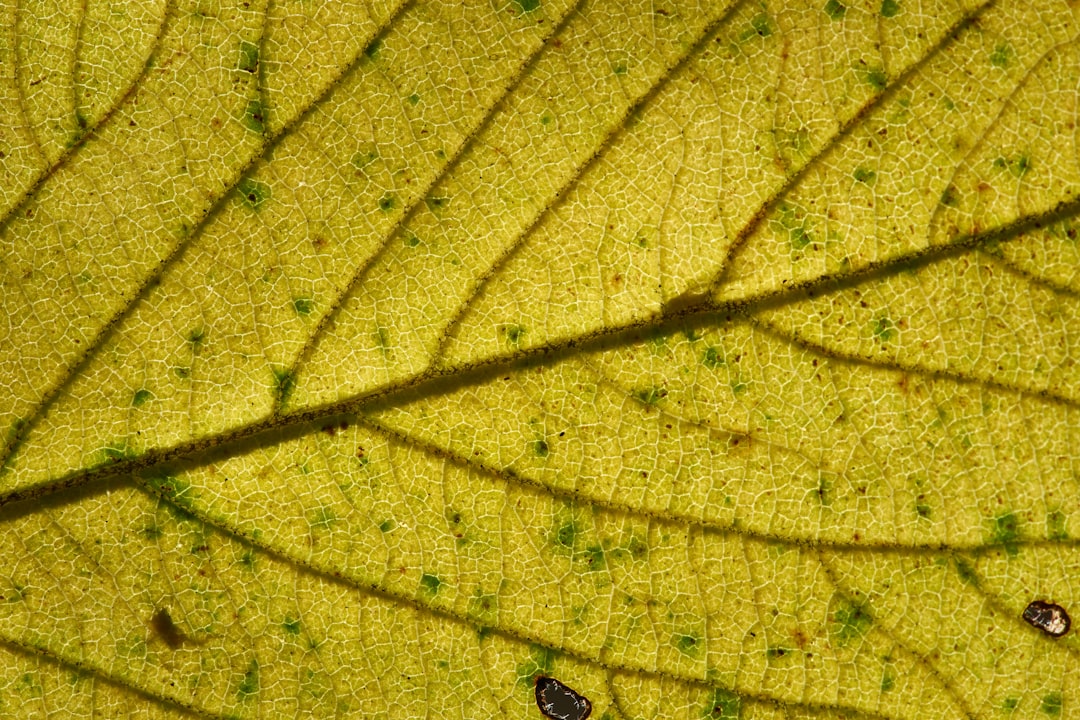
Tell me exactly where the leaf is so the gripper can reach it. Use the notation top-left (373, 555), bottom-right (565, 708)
top-left (1, 0), bottom-right (1079, 717)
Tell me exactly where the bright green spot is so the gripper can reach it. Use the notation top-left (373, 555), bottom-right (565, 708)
top-left (238, 41), bottom-right (259, 73)
top-left (853, 166), bottom-right (876, 185)
top-left (363, 38), bottom-right (382, 59)
top-left (880, 0), bottom-right (899, 17)
top-left (419, 574), bottom-right (442, 596)
top-left (881, 669), bottom-right (896, 692)
top-left (992, 154), bottom-right (1030, 177)
top-left (143, 473), bottom-right (195, 513)
top-left (512, 0), bottom-right (540, 12)
top-left (282, 617), bottom-right (301, 635)
top-left (237, 659), bottom-right (259, 698)
top-left (132, 389), bottom-right (153, 407)
top-left (991, 511), bottom-right (1020, 556)
top-left (242, 100), bottom-right (266, 134)
top-left (173, 366), bottom-right (191, 379)
top-left (378, 519), bottom-right (394, 533)
top-left (831, 596), bottom-right (872, 644)
top-left (1003, 697), bottom-right (1020, 711)
top-left (378, 194), bottom-right (397, 212)
top-left (533, 439), bottom-right (549, 457)
top-left (824, 0), bottom-right (846, 20)
top-left (613, 63), bottom-right (627, 75)
top-left (187, 328), bottom-right (205, 346)
top-left (703, 688), bottom-right (740, 719)
top-left (916, 503), bottom-right (931, 519)
top-left (292, 297), bottom-right (315, 316)
top-left (407, 93), bottom-right (420, 105)
top-left (237, 177), bottom-right (270, 209)
top-left (1041, 693), bottom-right (1062, 716)
top-left (404, 232), bottom-right (420, 248)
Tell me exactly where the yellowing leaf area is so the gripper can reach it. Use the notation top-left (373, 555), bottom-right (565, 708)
top-left (1, 0), bottom-right (1079, 717)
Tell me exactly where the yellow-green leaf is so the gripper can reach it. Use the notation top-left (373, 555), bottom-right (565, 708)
top-left (2, 0), bottom-right (1079, 717)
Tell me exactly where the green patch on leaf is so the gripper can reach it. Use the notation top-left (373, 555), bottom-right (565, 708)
top-left (378, 519), bottom-right (394, 533)
top-left (702, 346), bottom-right (725, 369)
top-left (880, 0), bottom-right (899, 17)
top-left (1041, 693), bottom-right (1062, 716)
top-left (990, 42), bottom-right (1013, 69)
top-left (993, 154), bottom-right (1031, 178)
top-left (881, 668), bottom-right (896, 692)
top-left (773, 203), bottom-right (814, 250)
top-left (282, 617), bottom-right (301, 635)
top-left (132, 389), bottom-right (153, 407)
top-left (515, 643), bottom-right (555, 686)
top-left (991, 511), bottom-right (1020, 556)
top-left (824, 0), bottom-right (846, 20)
top-left (378, 194), bottom-right (397, 212)
top-left (237, 659), bottom-right (259, 698)
top-left (870, 315), bottom-right (896, 343)
top-left (272, 367), bottom-right (296, 406)
top-left (1047, 510), bottom-right (1068, 540)
top-left (853, 166), bottom-right (876, 185)
top-left (861, 65), bottom-right (888, 91)
top-left (237, 177), bottom-right (270, 209)
top-left (633, 386), bottom-right (668, 406)
top-left (939, 187), bottom-right (959, 208)
top-left (703, 688), bottom-right (740, 719)
top-left (533, 439), bottom-right (549, 457)
top-left (363, 37), bottom-right (382, 59)
top-left (831, 595), bottom-right (872, 644)
top-left (351, 145), bottom-right (379, 170)
top-left (512, 0), bottom-right (540, 12)
top-left (242, 99), bottom-right (266, 134)
top-left (292, 297), bottom-right (315, 316)
top-left (747, 12), bottom-right (774, 39)
top-left (425, 196), bottom-right (450, 212)
top-left (238, 41), bottom-right (259, 73)
top-left (554, 520), bottom-right (577, 549)
top-left (582, 543), bottom-right (605, 570)
top-left (504, 324), bottom-right (526, 345)
top-left (467, 592), bottom-right (498, 627)
top-left (419, 573), bottom-right (442, 597)
top-left (673, 632), bottom-right (702, 658)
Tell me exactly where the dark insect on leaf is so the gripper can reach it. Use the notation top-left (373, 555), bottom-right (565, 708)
top-left (535, 676), bottom-right (592, 720)
top-left (150, 608), bottom-right (185, 649)
top-left (1022, 600), bottom-right (1071, 637)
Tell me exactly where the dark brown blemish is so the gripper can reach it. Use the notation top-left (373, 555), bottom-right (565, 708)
top-left (151, 608), bottom-right (187, 649)
top-left (535, 676), bottom-right (591, 720)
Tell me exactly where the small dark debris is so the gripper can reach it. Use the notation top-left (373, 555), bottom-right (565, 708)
top-left (535, 676), bottom-right (591, 720)
top-left (1023, 600), bottom-right (1070, 637)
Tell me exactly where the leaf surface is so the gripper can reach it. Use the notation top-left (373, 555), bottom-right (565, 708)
top-left (1, 0), bottom-right (1079, 717)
